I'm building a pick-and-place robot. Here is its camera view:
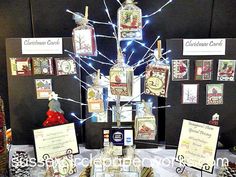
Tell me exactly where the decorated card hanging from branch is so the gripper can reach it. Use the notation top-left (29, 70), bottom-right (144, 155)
top-left (87, 70), bottom-right (108, 113)
top-left (195, 60), bottom-right (213, 80)
top-left (135, 101), bottom-right (156, 140)
top-left (72, 6), bottom-right (97, 56)
top-left (206, 84), bottom-right (224, 105)
top-left (172, 59), bottom-right (190, 81)
top-left (110, 51), bottom-right (134, 96)
top-left (145, 40), bottom-right (170, 97)
top-left (217, 60), bottom-right (236, 81)
top-left (118, 0), bottom-right (142, 41)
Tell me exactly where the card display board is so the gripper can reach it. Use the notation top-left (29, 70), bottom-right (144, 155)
top-left (166, 38), bottom-right (236, 149)
top-left (6, 38), bottom-right (82, 145)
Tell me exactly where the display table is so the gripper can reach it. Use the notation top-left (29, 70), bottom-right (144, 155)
top-left (8, 145), bottom-right (236, 177)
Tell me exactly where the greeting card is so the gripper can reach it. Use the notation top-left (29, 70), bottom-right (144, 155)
top-left (195, 60), bottom-right (213, 80)
top-left (217, 60), bottom-right (236, 81)
top-left (206, 84), bottom-right (224, 105)
top-left (182, 84), bottom-right (199, 104)
top-left (145, 64), bottom-right (170, 97)
top-left (35, 79), bottom-right (52, 99)
top-left (10, 58), bottom-right (32, 76)
top-left (32, 57), bottom-right (54, 75)
top-left (172, 59), bottom-right (190, 81)
top-left (55, 58), bottom-right (77, 75)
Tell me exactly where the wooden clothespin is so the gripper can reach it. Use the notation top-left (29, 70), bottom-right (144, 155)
top-left (95, 69), bottom-right (100, 85)
top-left (117, 47), bottom-right (124, 63)
top-left (85, 6), bottom-right (89, 20)
top-left (156, 40), bottom-right (162, 61)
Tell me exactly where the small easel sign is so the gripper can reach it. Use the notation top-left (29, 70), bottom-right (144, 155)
top-left (175, 119), bottom-right (220, 176)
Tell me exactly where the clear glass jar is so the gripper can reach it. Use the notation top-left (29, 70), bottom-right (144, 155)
top-left (72, 13), bottom-right (97, 56)
top-left (118, 0), bottom-right (142, 40)
top-left (109, 54), bottom-right (134, 96)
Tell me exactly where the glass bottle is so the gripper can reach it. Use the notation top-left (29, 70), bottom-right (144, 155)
top-left (72, 12), bottom-right (97, 56)
top-left (118, 0), bottom-right (142, 41)
top-left (109, 51), bottom-right (134, 96)
top-left (145, 41), bottom-right (170, 97)
top-left (135, 100), bottom-right (156, 140)
top-left (87, 70), bottom-right (108, 113)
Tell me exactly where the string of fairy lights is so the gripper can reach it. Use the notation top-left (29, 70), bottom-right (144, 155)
top-left (60, 0), bottom-right (174, 123)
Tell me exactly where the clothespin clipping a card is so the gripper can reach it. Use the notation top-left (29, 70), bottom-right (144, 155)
top-left (155, 40), bottom-right (162, 62)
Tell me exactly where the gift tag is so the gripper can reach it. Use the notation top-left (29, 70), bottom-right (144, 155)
top-left (195, 60), bottom-right (213, 80)
top-left (118, 0), bottom-right (142, 40)
top-left (72, 7), bottom-right (97, 56)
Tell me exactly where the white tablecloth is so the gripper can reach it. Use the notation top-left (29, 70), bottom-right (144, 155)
top-left (9, 145), bottom-right (236, 177)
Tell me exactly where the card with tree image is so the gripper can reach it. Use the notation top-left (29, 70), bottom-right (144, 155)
top-left (182, 84), bottom-right (199, 104)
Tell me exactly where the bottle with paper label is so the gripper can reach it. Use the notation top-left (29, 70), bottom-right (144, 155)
top-left (145, 40), bottom-right (170, 98)
top-left (109, 50), bottom-right (134, 96)
top-left (118, 0), bottom-right (142, 41)
top-left (87, 70), bottom-right (108, 113)
top-left (135, 100), bottom-right (157, 140)
top-left (72, 7), bottom-right (97, 56)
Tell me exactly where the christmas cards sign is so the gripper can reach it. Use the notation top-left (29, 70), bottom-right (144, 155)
top-left (21, 38), bottom-right (63, 54)
top-left (176, 120), bottom-right (220, 174)
top-left (183, 39), bottom-right (226, 56)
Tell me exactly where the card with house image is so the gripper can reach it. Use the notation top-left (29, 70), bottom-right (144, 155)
top-left (35, 79), bottom-right (52, 99)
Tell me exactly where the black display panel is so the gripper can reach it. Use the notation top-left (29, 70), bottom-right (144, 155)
top-left (166, 38), bottom-right (236, 149)
top-left (6, 38), bottom-right (82, 145)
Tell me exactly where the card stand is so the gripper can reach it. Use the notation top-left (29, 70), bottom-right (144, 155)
top-left (42, 148), bottom-right (73, 162)
top-left (175, 155), bottom-right (211, 177)
top-left (43, 148), bottom-right (75, 175)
